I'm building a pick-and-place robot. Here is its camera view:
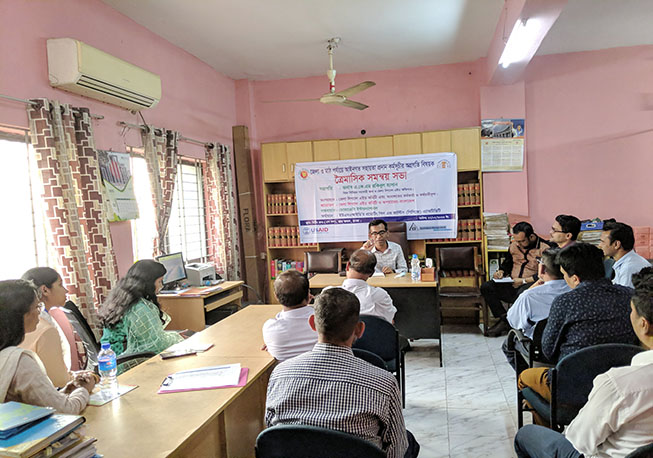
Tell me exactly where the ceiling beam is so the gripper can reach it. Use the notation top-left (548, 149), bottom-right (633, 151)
top-left (486, 0), bottom-right (567, 85)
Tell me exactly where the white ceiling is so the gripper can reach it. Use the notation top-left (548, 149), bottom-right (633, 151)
top-left (101, 0), bottom-right (653, 81)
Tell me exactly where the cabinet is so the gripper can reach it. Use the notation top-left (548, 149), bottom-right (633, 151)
top-left (262, 142), bottom-right (313, 182)
top-left (261, 128), bottom-right (485, 312)
top-left (393, 133), bottom-right (422, 156)
top-left (339, 139), bottom-right (366, 159)
top-left (313, 140), bottom-right (340, 161)
top-left (365, 136), bottom-right (393, 157)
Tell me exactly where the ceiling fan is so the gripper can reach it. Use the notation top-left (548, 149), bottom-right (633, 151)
top-left (266, 38), bottom-right (376, 110)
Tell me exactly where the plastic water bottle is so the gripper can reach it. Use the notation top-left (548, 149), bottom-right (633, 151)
top-left (411, 254), bottom-right (421, 282)
top-left (98, 342), bottom-right (118, 393)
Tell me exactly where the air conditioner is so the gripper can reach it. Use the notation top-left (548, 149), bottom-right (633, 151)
top-left (47, 38), bottom-right (161, 111)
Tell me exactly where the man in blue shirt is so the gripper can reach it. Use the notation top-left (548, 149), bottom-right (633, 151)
top-left (599, 221), bottom-right (651, 288)
top-left (502, 248), bottom-right (570, 369)
top-left (517, 243), bottom-right (636, 424)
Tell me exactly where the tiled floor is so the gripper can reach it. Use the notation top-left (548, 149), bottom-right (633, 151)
top-left (403, 325), bottom-right (531, 458)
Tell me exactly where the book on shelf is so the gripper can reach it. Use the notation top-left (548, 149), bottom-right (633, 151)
top-left (0, 403), bottom-right (54, 441)
top-left (270, 259), bottom-right (305, 279)
top-left (0, 413), bottom-right (85, 458)
top-left (266, 193), bottom-right (297, 214)
top-left (456, 183), bottom-right (481, 206)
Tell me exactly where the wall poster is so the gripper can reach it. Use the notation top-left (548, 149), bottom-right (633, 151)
top-left (98, 150), bottom-right (139, 221)
top-left (294, 152), bottom-right (458, 244)
top-left (481, 118), bottom-right (525, 172)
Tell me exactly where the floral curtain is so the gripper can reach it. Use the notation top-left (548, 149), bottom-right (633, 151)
top-left (142, 127), bottom-right (179, 256)
top-left (26, 99), bottom-right (118, 332)
top-left (204, 143), bottom-right (241, 280)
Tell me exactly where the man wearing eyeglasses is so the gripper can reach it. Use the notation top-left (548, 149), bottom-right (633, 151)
top-left (362, 219), bottom-right (408, 274)
top-left (482, 221), bottom-right (554, 337)
top-left (549, 214), bottom-right (581, 249)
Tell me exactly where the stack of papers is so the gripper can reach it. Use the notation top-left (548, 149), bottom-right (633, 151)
top-left (484, 213), bottom-right (510, 250)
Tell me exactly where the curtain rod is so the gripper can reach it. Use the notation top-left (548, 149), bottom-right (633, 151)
top-left (117, 121), bottom-right (215, 149)
top-left (0, 93), bottom-right (105, 120)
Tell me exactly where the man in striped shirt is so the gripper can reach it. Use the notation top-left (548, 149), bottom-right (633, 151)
top-left (265, 288), bottom-right (419, 458)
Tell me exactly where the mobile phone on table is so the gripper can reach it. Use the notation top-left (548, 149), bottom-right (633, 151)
top-left (160, 349), bottom-right (197, 359)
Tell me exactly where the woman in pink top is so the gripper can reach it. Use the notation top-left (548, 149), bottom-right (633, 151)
top-left (0, 280), bottom-right (96, 414)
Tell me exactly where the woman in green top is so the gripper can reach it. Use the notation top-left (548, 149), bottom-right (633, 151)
top-left (98, 260), bottom-right (183, 372)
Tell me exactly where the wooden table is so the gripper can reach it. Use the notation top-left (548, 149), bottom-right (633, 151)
top-left (158, 281), bottom-right (244, 332)
top-left (310, 273), bottom-right (440, 340)
top-left (84, 304), bottom-right (282, 458)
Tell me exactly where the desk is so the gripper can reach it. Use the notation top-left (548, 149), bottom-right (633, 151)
top-left (158, 281), bottom-right (244, 332)
top-left (85, 304), bottom-right (282, 458)
top-left (309, 274), bottom-right (440, 340)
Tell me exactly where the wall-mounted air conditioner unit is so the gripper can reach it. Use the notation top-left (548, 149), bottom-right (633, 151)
top-left (47, 38), bottom-right (161, 111)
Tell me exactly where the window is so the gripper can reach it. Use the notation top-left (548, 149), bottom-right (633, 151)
top-left (0, 137), bottom-right (50, 278)
top-left (131, 156), bottom-right (207, 262)
top-left (130, 155), bottom-right (157, 261)
top-left (168, 161), bottom-right (208, 261)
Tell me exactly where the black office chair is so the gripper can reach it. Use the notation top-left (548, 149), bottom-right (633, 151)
top-left (626, 443), bottom-right (653, 458)
top-left (305, 250), bottom-right (341, 275)
top-left (352, 348), bottom-right (388, 370)
top-left (519, 343), bottom-right (644, 431)
top-left (352, 315), bottom-right (406, 406)
top-left (255, 425), bottom-right (385, 458)
top-left (387, 221), bottom-right (409, 265)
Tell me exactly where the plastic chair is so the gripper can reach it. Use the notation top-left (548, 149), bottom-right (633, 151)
top-left (255, 425), bottom-right (385, 458)
top-left (352, 315), bottom-right (406, 406)
top-left (626, 443), bottom-right (653, 458)
top-left (519, 343), bottom-right (644, 431)
top-left (436, 246), bottom-right (488, 335)
top-left (352, 348), bottom-right (388, 370)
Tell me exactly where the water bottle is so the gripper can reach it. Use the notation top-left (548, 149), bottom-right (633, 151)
top-left (411, 254), bottom-right (421, 282)
top-left (98, 342), bottom-right (118, 393)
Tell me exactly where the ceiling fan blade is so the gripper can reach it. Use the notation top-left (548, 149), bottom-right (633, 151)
top-left (262, 98), bottom-right (321, 103)
top-left (333, 81), bottom-right (376, 98)
top-left (333, 99), bottom-right (369, 110)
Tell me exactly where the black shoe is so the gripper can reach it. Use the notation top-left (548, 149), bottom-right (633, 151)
top-left (487, 319), bottom-right (511, 337)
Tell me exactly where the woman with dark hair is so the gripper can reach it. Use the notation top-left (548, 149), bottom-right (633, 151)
top-left (20, 267), bottom-right (72, 387)
top-left (0, 280), bottom-right (95, 414)
top-left (98, 260), bottom-right (183, 370)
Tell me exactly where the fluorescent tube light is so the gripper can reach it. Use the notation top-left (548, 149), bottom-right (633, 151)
top-left (499, 18), bottom-right (542, 68)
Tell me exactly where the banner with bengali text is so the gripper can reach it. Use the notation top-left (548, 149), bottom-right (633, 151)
top-left (294, 152), bottom-right (458, 243)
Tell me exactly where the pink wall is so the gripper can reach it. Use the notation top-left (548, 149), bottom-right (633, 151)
top-left (480, 82), bottom-right (530, 216)
top-left (524, 45), bottom-right (653, 233)
top-left (0, 0), bottom-right (237, 275)
top-left (250, 60), bottom-right (485, 143)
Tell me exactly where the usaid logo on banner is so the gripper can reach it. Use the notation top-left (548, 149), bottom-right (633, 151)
top-left (301, 227), bottom-right (330, 235)
top-left (437, 160), bottom-right (451, 169)
top-left (299, 169), bottom-right (309, 180)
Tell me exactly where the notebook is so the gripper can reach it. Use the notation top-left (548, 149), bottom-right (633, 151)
top-left (0, 414), bottom-right (84, 458)
top-left (0, 403), bottom-right (54, 440)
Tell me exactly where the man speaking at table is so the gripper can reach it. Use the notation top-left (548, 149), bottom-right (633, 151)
top-left (362, 219), bottom-right (408, 274)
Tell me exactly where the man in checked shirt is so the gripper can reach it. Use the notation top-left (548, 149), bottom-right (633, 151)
top-left (265, 287), bottom-right (420, 458)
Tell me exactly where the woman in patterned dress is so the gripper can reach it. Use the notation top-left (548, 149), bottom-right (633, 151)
top-left (98, 260), bottom-right (183, 373)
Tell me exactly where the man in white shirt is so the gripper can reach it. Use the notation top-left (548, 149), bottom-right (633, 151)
top-left (262, 270), bottom-right (317, 361)
top-left (337, 249), bottom-right (397, 323)
top-left (599, 221), bottom-right (651, 288)
top-left (514, 266), bottom-right (653, 458)
top-left (502, 247), bottom-right (570, 369)
top-left (362, 219), bottom-right (407, 274)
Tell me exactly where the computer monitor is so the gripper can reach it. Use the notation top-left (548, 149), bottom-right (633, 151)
top-left (156, 252), bottom-right (187, 287)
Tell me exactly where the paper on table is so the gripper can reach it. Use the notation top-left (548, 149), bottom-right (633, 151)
top-left (158, 364), bottom-right (243, 394)
top-left (372, 271), bottom-right (385, 277)
top-left (493, 277), bottom-right (514, 283)
top-left (89, 384), bottom-right (138, 406)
